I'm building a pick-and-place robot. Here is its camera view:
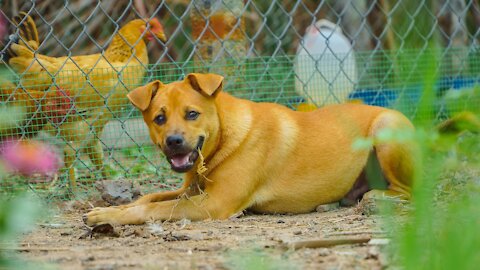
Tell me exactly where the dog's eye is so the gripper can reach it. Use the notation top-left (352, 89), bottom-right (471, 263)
top-left (154, 114), bottom-right (166, 125)
top-left (186, 110), bottom-right (200, 120)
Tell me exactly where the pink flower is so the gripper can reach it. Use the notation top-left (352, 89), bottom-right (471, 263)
top-left (1, 140), bottom-right (61, 176)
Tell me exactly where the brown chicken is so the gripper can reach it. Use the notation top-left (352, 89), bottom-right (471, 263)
top-left (8, 13), bottom-right (166, 187)
top-left (0, 80), bottom-right (77, 140)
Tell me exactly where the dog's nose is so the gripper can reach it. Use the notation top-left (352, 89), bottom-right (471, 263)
top-left (166, 135), bottom-right (185, 148)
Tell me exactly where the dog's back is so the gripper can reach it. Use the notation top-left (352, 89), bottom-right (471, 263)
top-left (215, 95), bottom-right (413, 214)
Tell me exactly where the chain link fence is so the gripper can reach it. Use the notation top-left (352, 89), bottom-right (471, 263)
top-left (0, 0), bottom-right (479, 200)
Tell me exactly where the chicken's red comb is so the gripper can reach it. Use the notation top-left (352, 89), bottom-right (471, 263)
top-left (146, 18), bottom-right (163, 31)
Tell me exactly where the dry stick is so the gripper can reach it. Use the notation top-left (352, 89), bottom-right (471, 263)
top-left (326, 230), bottom-right (386, 237)
top-left (0, 245), bottom-right (123, 252)
top-left (0, 246), bottom-right (71, 252)
top-left (47, 173), bottom-right (59, 189)
top-left (282, 236), bottom-right (372, 250)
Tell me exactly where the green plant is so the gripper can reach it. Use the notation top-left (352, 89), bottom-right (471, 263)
top-left (226, 248), bottom-right (297, 270)
top-left (0, 193), bottom-right (45, 269)
top-left (0, 69), bottom-right (55, 269)
top-left (368, 43), bottom-right (480, 269)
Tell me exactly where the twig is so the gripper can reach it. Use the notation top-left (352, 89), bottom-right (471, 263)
top-left (282, 236), bottom-right (371, 250)
top-left (0, 245), bottom-right (115, 252)
top-left (0, 246), bottom-right (71, 252)
top-left (326, 230), bottom-right (386, 237)
top-left (48, 173), bottom-right (59, 189)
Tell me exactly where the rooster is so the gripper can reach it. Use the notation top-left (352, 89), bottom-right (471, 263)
top-left (7, 13), bottom-right (167, 187)
top-left (0, 80), bottom-right (77, 140)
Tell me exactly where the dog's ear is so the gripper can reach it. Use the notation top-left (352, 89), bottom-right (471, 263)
top-left (127, 80), bottom-right (164, 111)
top-left (186, 73), bottom-right (224, 97)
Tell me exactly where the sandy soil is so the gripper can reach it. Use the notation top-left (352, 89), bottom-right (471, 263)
top-left (7, 202), bottom-right (390, 270)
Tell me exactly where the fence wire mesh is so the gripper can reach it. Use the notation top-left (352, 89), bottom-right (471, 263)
top-left (0, 0), bottom-right (479, 200)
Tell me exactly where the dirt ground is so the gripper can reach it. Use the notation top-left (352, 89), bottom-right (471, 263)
top-left (7, 202), bottom-right (391, 270)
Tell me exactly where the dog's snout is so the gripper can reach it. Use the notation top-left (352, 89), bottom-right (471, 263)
top-left (166, 134), bottom-right (185, 148)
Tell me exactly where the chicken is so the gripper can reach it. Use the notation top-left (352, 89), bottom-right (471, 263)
top-left (8, 13), bottom-right (166, 187)
top-left (0, 80), bottom-right (77, 140)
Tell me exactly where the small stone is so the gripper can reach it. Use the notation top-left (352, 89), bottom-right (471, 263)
top-left (95, 179), bottom-right (141, 206)
top-left (318, 248), bottom-right (331, 256)
top-left (84, 255), bottom-right (95, 262)
top-left (316, 202), bottom-right (340, 212)
top-left (147, 223), bottom-right (164, 236)
top-left (358, 199), bottom-right (380, 216)
top-left (379, 251), bottom-right (389, 266)
top-left (367, 246), bottom-right (380, 259)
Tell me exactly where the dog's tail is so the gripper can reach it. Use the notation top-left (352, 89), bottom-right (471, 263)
top-left (437, 112), bottom-right (480, 135)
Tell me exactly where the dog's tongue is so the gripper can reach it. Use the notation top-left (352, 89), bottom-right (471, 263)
top-left (171, 153), bottom-right (191, 168)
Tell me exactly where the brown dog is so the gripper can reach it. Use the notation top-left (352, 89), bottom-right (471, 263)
top-left (84, 73), bottom-right (415, 226)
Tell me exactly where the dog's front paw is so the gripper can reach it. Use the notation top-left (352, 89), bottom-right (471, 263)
top-left (83, 207), bottom-right (125, 226)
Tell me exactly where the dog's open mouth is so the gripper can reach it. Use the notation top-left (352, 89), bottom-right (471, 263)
top-left (169, 151), bottom-right (199, 172)
top-left (167, 136), bottom-right (204, 173)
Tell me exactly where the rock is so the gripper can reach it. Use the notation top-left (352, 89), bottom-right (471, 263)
top-left (95, 179), bottom-right (141, 206)
top-left (368, 238), bottom-right (390, 245)
top-left (79, 224), bottom-right (119, 239)
top-left (358, 198), bottom-right (380, 216)
top-left (147, 223), bottom-right (164, 236)
top-left (83, 255), bottom-right (95, 262)
top-left (318, 248), bottom-right (331, 256)
top-left (367, 246), bottom-right (380, 259)
top-left (316, 202), bottom-right (340, 213)
top-left (163, 232), bottom-right (191, 242)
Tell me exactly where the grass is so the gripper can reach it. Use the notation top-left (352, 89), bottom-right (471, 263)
top-left (226, 248), bottom-right (298, 270)
top-left (0, 192), bottom-right (46, 269)
top-left (387, 125), bottom-right (480, 270)
top-left (376, 44), bottom-right (480, 269)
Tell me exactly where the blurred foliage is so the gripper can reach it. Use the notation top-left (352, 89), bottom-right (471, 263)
top-left (226, 248), bottom-right (298, 270)
top-left (375, 34), bottom-right (480, 268)
top-left (0, 66), bottom-right (52, 269)
top-left (0, 193), bottom-right (45, 268)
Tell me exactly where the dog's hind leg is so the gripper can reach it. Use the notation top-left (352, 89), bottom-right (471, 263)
top-left (364, 110), bottom-right (416, 201)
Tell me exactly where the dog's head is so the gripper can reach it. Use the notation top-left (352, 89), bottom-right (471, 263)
top-left (127, 73), bottom-right (223, 173)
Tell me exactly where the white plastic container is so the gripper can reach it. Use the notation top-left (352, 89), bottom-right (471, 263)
top-left (294, 19), bottom-right (357, 106)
